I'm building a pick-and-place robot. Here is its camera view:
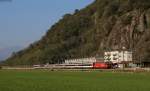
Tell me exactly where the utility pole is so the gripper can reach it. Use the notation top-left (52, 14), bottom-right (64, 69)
top-left (122, 47), bottom-right (126, 69)
top-left (82, 58), bottom-right (83, 71)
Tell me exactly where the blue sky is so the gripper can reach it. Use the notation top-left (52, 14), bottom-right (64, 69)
top-left (0, 0), bottom-right (94, 49)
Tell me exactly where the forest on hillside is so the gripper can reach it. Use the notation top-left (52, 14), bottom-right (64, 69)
top-left (3, 0), bottom-right (150, 66)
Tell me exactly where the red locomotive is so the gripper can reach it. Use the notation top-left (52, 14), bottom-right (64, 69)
top-left (93, 62), bottom-right (111, 69)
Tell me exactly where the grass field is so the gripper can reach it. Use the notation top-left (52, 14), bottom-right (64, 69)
top-left (0, 70), bottom-right (150, 91)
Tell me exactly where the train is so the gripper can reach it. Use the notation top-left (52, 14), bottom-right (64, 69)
top-left (40, 62), bottom-right (115, 69)
top-left (93, 62), bottom-right (110, 69)
top-left (33, 60), bottom-right (118, 69)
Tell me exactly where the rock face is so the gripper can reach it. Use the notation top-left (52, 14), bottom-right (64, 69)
top-left (4, 0), bottom-right (150, 65)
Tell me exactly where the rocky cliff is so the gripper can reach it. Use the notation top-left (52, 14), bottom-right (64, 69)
top-left (4, 0), bottom-right (150, 65)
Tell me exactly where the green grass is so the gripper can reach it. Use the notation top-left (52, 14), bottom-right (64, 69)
top-left (0, 70), bottom-right (150, 91)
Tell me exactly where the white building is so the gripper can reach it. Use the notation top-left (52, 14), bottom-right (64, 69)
top-left (104, 51), bottom-right (132, 63)
top-left (65, 57), bottom-right (97, 65)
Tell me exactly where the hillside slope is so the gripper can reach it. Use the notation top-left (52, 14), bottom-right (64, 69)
top-left (4, 0), bottom-right (150, 66)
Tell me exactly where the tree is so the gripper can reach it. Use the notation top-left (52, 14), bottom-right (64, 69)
top-left (75, 9), bottom-right (79, 13)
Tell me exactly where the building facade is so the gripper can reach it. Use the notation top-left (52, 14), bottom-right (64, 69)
top-left (104, 51), bottom-right (132, 63)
